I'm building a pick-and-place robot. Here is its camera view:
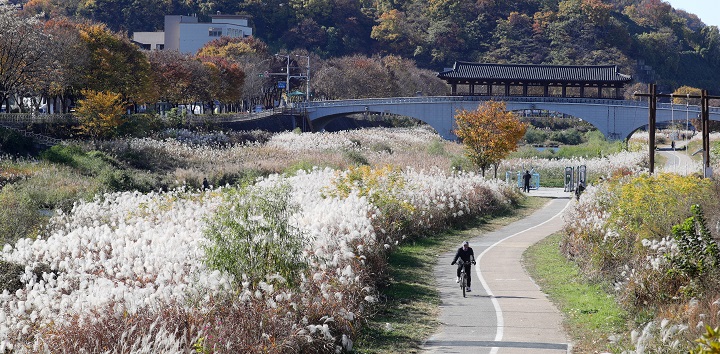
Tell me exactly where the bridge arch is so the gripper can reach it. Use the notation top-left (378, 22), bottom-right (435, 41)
top-left (300, 96), bottom-right (720, 141)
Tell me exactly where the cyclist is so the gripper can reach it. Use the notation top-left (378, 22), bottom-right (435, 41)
top-left (451, 241), bottom-right (476, 292)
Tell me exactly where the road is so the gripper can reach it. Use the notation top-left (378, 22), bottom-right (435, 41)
top-left (657, 140), bottom-right (699, 174)
top-left (422, 189), bottom-right (572, 354)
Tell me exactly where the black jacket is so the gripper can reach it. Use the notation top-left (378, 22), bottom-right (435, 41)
top-left (452, 247), bottom-right (475, 264)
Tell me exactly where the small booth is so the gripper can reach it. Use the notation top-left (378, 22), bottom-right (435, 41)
top-left (506, 170), bottom-right (540, 190)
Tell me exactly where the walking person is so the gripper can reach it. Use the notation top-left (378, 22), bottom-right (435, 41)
top-left (522, 170), bottom-right (532, 193)
top-left (451, 241), bottom-right (476, 292)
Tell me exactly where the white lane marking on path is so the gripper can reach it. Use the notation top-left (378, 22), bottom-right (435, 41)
top-left (475, 200), bottom-right (571, 354)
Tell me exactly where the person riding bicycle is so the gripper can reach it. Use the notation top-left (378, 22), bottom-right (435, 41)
top-left (451, 241), bottom-right (476, 292)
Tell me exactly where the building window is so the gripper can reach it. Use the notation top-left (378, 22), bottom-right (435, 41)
top-left (209, 28), bottom-right (222, 37)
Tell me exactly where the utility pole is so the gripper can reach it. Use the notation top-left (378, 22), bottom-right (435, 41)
top-left (295, 54), bottom-right (310, 102)
top-left (635, 85), bottom-right (718, 177)
top-left (274, 54), bottom-right (290, 106)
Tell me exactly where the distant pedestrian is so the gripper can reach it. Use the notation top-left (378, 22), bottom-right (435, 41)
top-left (522, 170), bottom-right (532, 193)
top-left (575, 181), bottom-right (585, 200)
top-left (202, 177), bottom-right (210, 190)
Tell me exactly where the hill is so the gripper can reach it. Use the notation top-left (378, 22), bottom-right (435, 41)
top-left (18, 0), bottom-right (720, 93)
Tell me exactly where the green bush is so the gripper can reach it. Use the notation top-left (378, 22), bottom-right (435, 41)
top-left (283, 160), bottom-right (315, 176)
top-left (667, 205), bottom-right (720, 285)
top-left (450, 154), bottom-right (472, 172)
top-left (426, 138), bottom-right (446, 156)
top-left (41, 144), bottom-right (118, 176)
top-left (691, 325), bottom-right (720, 354)
top-left (0, 260), bottom-right (24, 294)
top-left (343, 149), bottom-right (369, 166)
top-left (0, 186), bottom-right (46, 246)
top-left (117, 113), bottom-right (165, 137)
top-left (370, 142), bottom-right (393, 154)
top-left (0, 128), bottom-right (38, 155)
top-left (165, 108), bottom-right (187, 128)
top-left (524, 126), bottom-right (548, 144)
top-left (203, 183), bottom-right (308, 289)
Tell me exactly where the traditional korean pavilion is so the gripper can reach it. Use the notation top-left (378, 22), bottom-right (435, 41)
top-left (437, 62), bottom-right (633, 99)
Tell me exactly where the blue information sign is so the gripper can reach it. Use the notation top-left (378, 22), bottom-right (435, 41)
top-left (278, 82), bottom-right (286, 89)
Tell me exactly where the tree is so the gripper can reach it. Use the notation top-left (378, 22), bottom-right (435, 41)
top-left (672, 85), bottom-right (702, 105)
top-left (0, 0), bottom-right (52, 112)
top-left (42, 18), bottom-right (91, 113)
top-left (199, 57), bottom-right (246, 113)
top-left (196, 36), bottom-right (269, 60)
top-left (454, 101), bottom-right (527, 177)
top-left (75, 89), bottom-right (126, 139)
top-left (76, 23), bottom-right (152, 104)
top-left (146, 50), bottom-right (206, 105)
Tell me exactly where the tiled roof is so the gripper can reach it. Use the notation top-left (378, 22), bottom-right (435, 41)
top-left (437, 62), bottom-right (632, 83)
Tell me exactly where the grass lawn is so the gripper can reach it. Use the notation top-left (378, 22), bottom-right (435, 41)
top-left (353, 196), bottom-right (547, 353)
top-left (523, 233), bottom-right (628, 353)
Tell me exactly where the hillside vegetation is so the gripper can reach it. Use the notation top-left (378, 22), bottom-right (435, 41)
top-left (18, 0), bottom-right (720, 93)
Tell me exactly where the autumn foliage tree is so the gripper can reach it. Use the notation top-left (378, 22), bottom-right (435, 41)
top-left (76, 89), bottom-right (126, 139)
top-left (454, 100), bottom-right (527, 177)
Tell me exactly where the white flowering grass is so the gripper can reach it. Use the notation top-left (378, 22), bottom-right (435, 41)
top-left (1, 156), bottom-right (520, 352)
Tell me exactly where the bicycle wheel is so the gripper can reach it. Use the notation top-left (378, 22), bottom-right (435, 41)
top-left (461, 272), bottom-right (467, 297)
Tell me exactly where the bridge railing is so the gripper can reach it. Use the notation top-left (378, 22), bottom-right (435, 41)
top-left (297, 96), bottom-right (655, 109)
top-left (297, 95), bottom-right (720, 114)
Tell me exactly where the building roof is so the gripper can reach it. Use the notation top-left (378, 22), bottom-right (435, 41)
top-left (437, 62), bottom-right (632, 83)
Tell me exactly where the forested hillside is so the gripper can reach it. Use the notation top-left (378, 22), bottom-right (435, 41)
top-left (17, 0), bottom-right (720, 92)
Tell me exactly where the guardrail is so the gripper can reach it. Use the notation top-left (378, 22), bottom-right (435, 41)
top-left (0, 113), bottom-right (77, 124)
top-left (295, 95), bottom-right (719, 111)
top-left (0, 122), bottom-right (63, 147)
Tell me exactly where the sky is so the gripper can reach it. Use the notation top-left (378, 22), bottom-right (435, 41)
top-left (664, 0), bottom-right (720, 27)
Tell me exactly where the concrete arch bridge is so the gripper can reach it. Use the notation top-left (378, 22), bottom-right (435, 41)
top-left (296, 96), bottom-right (720, 141)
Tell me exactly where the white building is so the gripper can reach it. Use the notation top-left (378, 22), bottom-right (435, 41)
top-left (133, 14), bottom-right (253, 54)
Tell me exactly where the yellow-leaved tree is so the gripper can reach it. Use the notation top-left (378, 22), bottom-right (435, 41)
top-left (76, 89), bottom-right (126, 139)
top-left (454, 100), bottom-right (527, 177)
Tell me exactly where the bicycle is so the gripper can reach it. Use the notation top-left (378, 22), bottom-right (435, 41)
top-left (456, 259), bottom-right (475, 297)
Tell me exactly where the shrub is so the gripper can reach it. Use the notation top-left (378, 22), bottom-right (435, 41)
top-left (41, 144), bottom-right (118, 176)
top-left (324, 165), bottom-right (415, 241)
top-left (343, 149), bottom-right (369, 166)
top-left (524, 126), bottom-right (548, 144)
top-left (203, 183), bottom-right (309, 289)
top-left (666, 205), bottom-right (720, 290)
top-left (426, 138), bottom-right (446, 156)
top-left (75, 90), bottom-right (126, 139)
top-left (0, 260), bottom-right (24, 294)
top-left (283, 160), bottom-right (315, 176)
top-left (117, 113), bottom-right (165, 137)
top-left (563, 173), bottom-right (715, 282)
top-left (691, 325), bottom-right (720, 354)
top-left (0, 128), bottom-right (38, 156)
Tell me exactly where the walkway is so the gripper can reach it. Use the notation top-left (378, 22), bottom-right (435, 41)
top-left (423, 188), bottom-right (572, 354)
top-left (657, 139), bottom-right (699, 175)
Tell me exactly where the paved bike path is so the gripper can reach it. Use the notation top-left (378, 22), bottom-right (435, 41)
top-left (423, 190), bottom-right (572, 354)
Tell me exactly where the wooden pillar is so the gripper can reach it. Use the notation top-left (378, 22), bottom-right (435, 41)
top-left (505, 83), bottom-right (510, 96)
top-left (648, 84), bottom-right (656, 174)
top-left (702, 89), bottom-right (711, 176)
top-left (469, 84), bottom-right (475, 95)
top-left (562, 85), bottom-right (567, 97)
top-left (579, 86), bottom-right (585, 98)
top-left (544, 85), bottom-right (549, 97)
top-left (451, 83), bottom-right (457, 95)
top-left (597, 86), bottom-right (602, 98)
top-left (488, 84), bottom-right (493, 96)
top-left (522, 84), bottom-right (528, 96)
